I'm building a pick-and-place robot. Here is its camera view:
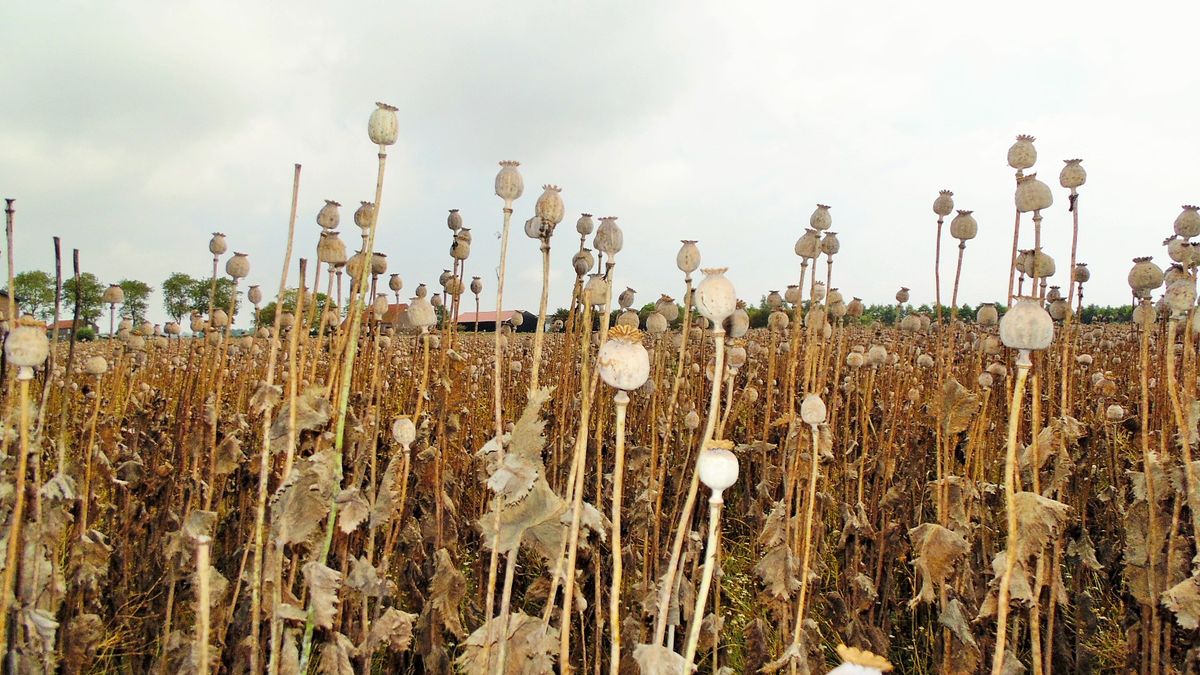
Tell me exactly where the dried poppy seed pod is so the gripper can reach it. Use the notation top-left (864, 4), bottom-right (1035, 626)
top-left (618, 287), bottom-right (636, 310)
top-left (845, 351), bottom-right (865, 368)
top-left (102, 284), bottom-right (125, 305)
top-left (594, 217), bottom-right (623, 257)
top-left (847, 297), bottom-right (864, 318)
top-left (584, 274), bottom-right (610, 306)
top-left (447, 208), bottom-right (462, 232)
top-left (354, 201), bottom-right (376, 233)
top-left (1166, 236), bottom-right (1189, 263)
top-left (1073, 262), bottom-right (1090, 284)
top-left (820, 231), bottom-right (840, 256)
top-left (900, 314), bottom-right (922, 332)
top-left (1164, 279), bottom-right (1197, 318)
top-left (677, 240), bottom-right (701, 276)
top-left (978, 372), bottom-right (994, 388)
top-left (438, 269), bottom-right (454, 289)
top-left (932, 190), bottom-right (955, 217)
top-left (866, 344), bottom-right (888, 367)
top-left (794, 228), bottom-right (821, 259)
top-left (456, 228), bottom-right (473, 245)
top-left (895, 287), bottom-right (910, 304)
top-left (373, 294), bottom-right (390, 318)
top-left (694, 267), bottom-right (737, 325)
top-left (317, 200), bottom-right (341, 230)
top-left (987, 362), bottom-right (1007, 378)
top-left (346, 251), bottom-right (368, 282)
top-left (576, 213), bottom-right (594, 237)
top-left (572, 248), bottom-right (595, 277)
top-left (616, 309), bottom-right (639, 328)
top-left (247, 285), bottom-right (262, 306)
top-left (1175, 205), bottom-right (1200, 239)
top-left (1106, 404), bottom-right (1125, 421)
top-left (697, 448), bottom-right (739, 502)
top-left (1132, 300), bottom-right (1155, 327)
top-left (655, 295), bottom-right (679, 322)
top-left (1165, 263), bottom-right (1189, 287)
top-left (210, 309), bottom-right (229, 328)
top-left (494, 161), bottom-right (524, 205)
top-left (726, 306), bottom-right (750, 337)
top-left (766, 290), bottom-right (783, 310)
top-left (84, 355), bottom-right (108, 375)
top-left (597, 325), bottom-right (651, 391)
top-left (975, 302), bottom-right (999, 326)
top-left (784, 285), bottom-right (801, 305)
top-left (1020, 249), bottom-right (1056, 278)
top-left (1048, 298), bottom-right (1071, 321)
top-left (226, 252), bottom-right (250, 279)
top-left (1046, 286), bottom-right (1063, 302)
top-left (407, 296), bottom-right (437, 328)
top-left (523, 215), bottom-right (546, 240)
top-left (809, 204), bottom-right (832, 231)
top-left (1076, 354), bottom-right (1093, 366)
top-left (469, 276), bottom-right (481, 295)
top-left (534, 184), bottom-right (564, 226)
top-left (391, 417), bottom-right (416, 446)
top-left (431, 294), bottom-right (444, 309)
top-left (317, 231), bottom-right (348, 266)
top-left (209, 232), bottom-right (228, 256)
top-left (389, 274), bottom-right (403, 293)
top-left (999, 296), bottom-right (1054, 365)
top-left (645, 311), bottom-right (668, 334)
top-left (415, 283), bottom-right (427, 299)
top-left (1015, 173), bottom-right (1054, 212)
top-left (1007, 134), bottom-right (1037, 171)
top-left (165, 322), bottom-right (181, 336)
top-left (450, 238), bottom-right (470, 261)
top-left (1060, 159), bottom-right (1086, 189)
top-left (190, 314), bottom-right (206, 333)
top-left (1127, 256), bottom-right (1164, 296)
top-left (949, 210), bottom-right (977, 241)
top-left (367, 101), bottom-right (399, 146)
top-left (811, 282), bottom-right (826, 303)
top-left (5, 318), bottom-right (49, 374)
top-left (917, 353), bottom-right (934, 368)
top-left (800, 393), bottom-right (827, 425)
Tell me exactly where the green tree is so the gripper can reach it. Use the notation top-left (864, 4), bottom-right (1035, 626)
top-left (7, 270), bottom-right (56, 320)
top-left (162, 272), bottom-right (198, 322)
top-left (187, 277), bottom-right (239, 316)
top-left (118, 278), bottom-right (154, 323)
top-left (62, 272), bottom-right (105, 326)
top-left (256, 288), bottom-right (330, 331)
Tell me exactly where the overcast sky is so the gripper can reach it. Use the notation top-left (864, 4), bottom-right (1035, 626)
top-left (3, 1), bottom-right (1198, 327)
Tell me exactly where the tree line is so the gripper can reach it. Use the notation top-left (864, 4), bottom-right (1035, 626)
top-left (5, 271), bottom-right (239, 326)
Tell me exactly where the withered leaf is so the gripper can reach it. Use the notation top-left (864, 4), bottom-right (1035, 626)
top-left (754, 544), bottom-right (801, 599)
top-left (317, 632), bottom-right (354, 675)
top-left (908, 522), bottom-right (969, 607)
top-left (336, 488), bottom-right (370, 534)
top-left (455, 612), bottom-right (558, 675)
top-left (939, 377), bottom-right (978, 435)
top-left (361, 607), bottom-right (416, 654)
top-left (1162, 574), bottom-right (1200, 630)
top-left (302, 561), bottom-right (342, 630)
top-left (938, 597), bottom-right (977, 647)
top-left (430, 548), bottom-right (468, 639)
top-left (633, 643), bottom-right (690, 674)
top-left (1011, 491), bottom-right (1069, 559)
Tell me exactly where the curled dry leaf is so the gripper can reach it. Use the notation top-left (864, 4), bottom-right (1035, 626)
top-left (270, 384), bottom-right (332, 448)
top-left (360, 607), bottom-right (416, 655)
top-left (755, 543), bottom-right (801, 599)
top-left (907, 523), bottom-right (969, 607)
top-left (430, 548), bottom-right (468, 638)
top-left (1011, 491), bottom-right (1070, 559)
top-left (939, 376), bottom-right (978, 435)
top-left (271, 449), bottom-right (339, 547)
top-left (346, 555), bottom-right (394, 598)
top-left (938, 597), bottom-right (977, 647)
top-left (633, 643), bottom-right (690, 674)
top-left (250, 381), bottom-right (282, 414)
top-left (456, 612), bottom-right (558, 675)
top-left (336, 488), bottom-right (370, 534)
top-left (1161, 574), bottom-right (1200, 630)
top-left (317, 632), bottom-right (355, 675)
top-left (302, 561), bottom-right (342, 630)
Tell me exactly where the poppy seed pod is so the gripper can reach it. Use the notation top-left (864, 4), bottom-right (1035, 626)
top-left (1175, 205), bottom-right (1200, 239)
top-left (367, 102), bottom-right (399, 146)
top-left (584, 274), bottom-right (610, 306)
top-left (949, 210), bottom-right (977, 241)
top-left (209, 232), bottom-right (227, 256)
top-left (211, 309), bottom-right (229, 328)
top-left (697, 447), bottom-right (739, 501)
top-left (226, 252), bottom-right (250, 279)
top-left (976, 302), bottom-right (999, 326)
top-left (794, 228), bottom-right (821, 259)
top-left (800, 393), bottom-right (827, 425)
top-left (847, 297), bottom-right (865, 318)
top-left (535, 185), bottom-right (564, 226)
top-left (247, 285), bottom-right (262, 306)
top-left (373, 294), bottom-right (390, 319)
top-left (1019, 249), bottom-right (1056, 278)
top-left (316, 199), bottom-right (341, 230)
top-left (456, 228), bottom-right (473, 245)
top-left (917, 353), bottom-right (934, 368)
top-left (821, 231), bottom-right (840, 256)
top-left (415, 283), bottom-right (427, 298)
top-left (617, 310), bottom-right (639, 328)
top-left (1164, 279), bottom-right (1197, 318)
top-left (645, 311), bottom-right (669, 334)
top-left (390, 274), bottom-right (403, 293)
top-left (523, 215), bottom-right (547, 240)
top-left (826, 288), bottom-right (843, 306)
top-left (1127, 256), bottom-right (1164, 295)
top-left (766, 290), bottom-right (783, 310)
top-left (1060, 159), bottom-right (1086, 189)
top-left (811, 283), bottom-right (826, 303)
top-left (576, 213), bottom-right (594, 237)
top-left (694, 268), bottom-right (737, 325)
top-left (5, 318), bottom-right (49, 372)
top-left (655, 295), bottom-right (679, 322)
top-left (726, 306), bottom-right (750, 338)
top-left (165, 322), bottom-right (181, 336)
top-left (1106, 404), bottom-right (1125, 421)
top-left (494, 161), bottom-right (524, 204)
top-left (785, 285), bottom-right (801, 305)
top-left (1073, 262), bottom-right (1090, 284)
top-left (845, 352), bottom-right (865, 368)
top-left (597, 325), bottom-right (651, 391)
top-left (102, 284), bottom-right (125, 305)
top-left (431, 294), bottom-right (443, 309)
top-left (407, 296), bottom-right (437, 329)
top-left (677, 240), bottom-right (701, 275)
top-left (346, 251), bottom-right (368, 281)
top-left (828, 300), bottom-right (847, 319)
top-left (84, 355), bottom-right (108, 375)
top-left (1166, 264), bottom-right (1189, 287)
top-left (439, 269), bottom-right (453, 289)
top-left (987, 362), bottom-right (1007, 378)
top-left (978, 372), bottom-right (994, 388)
top-left (866, 345), bottom-right (888, 367)
top-left (1046, 286), bottom-right (1063, 302)
top-left (1166, 236), bottom-right (1189, 263)
top-left (810, 204), bottom-right (832, 231)
top-left (572, 248), bottom-right (595, 277)
top-left (933, 190), bottom-right (955, 217)
top-left (1007, 134), bottom-right (1037, 171)
top-left (896, 287), bottom-right (910, 304)
top-left (1132, 300), bottom-right (1156, 327)
top-left (1048, 299), bottom-right (1071, 321)
top-left (354, 201), bottom-right (376, 233)
top-left (999, 296), bottom-right (1054, 364)
top-left (447, 209), bottom-right (462, 232)
top-left (1015, 173), bottom-right (1054, 212)
top-left (391, 417), bottom-right (416, 446)
top-left (450, 238), bottom-right (471, 261)
top-left (469, 276), bottom-right (481, 295)
top-left (618, 287), bottom-right (636, 310)
top-left (594, 217), bottom-right (623, 257)
top-left (900, 314), bottom-right (922, 332)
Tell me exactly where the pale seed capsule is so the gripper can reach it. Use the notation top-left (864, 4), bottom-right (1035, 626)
top-left (1164, 280), bottom-right (1196, 318)
top-left (820, 231), bottom-right (840, 256)
top-left (226, 252), bottom-right (250, 279)
top-left (694, 268), bottom-right (737, 324)
top-left (447, 208), bottom-right (463, 232)
top-left (1073, 263), bottom-right (1090, 284)
top-left (584, 274), bottom-right (610, 306)
top-left (1048, 299), bottom-right (1070, 322)
top-left (726, 307), bottom-right (750, 338)
top-left (785, 285), bottom-right (801, 305)
top-left (209, 232), bottom-right (228, 256)
top-left (768, 310), bottom-right (789, 332)
top-left (595, 217), bottom-right (623, 257)
top-left (726, 344), bottom-right (747, 369)
top-left (1167, 237), bottom-right (1189, 264)
top-left (987, 362), bottom-right (1007, 378)
top-left (866, 345), bottom-right (888, 366)
top-left (456, 228), bottom-right (473, 244)
top-left (847, 297), bottom-right (864, 319)
top-left (645, 311), bottom-right (668, 334)
top-left (826, 288), bottom-right (843, 306)
top-left (5, 318), bottom-right (49, 371)
top-left (917, 353), bottom-right (934, 368)
top-left (1059, 159), bottom-right (1086, 189)
top-left (976, 302), bottom-right (999, 326)
top-left (800, 393), bottom-right (826, 425)
top-left (392, 417), bottom-right (416, 446)
top-left (906, 387), bottom-right (921, 403)
top-left (900, 314), bottom-right (921, 332)
top-left (809, 204), bottom-right (832, 231)
top-left (811, 282), bottom-right (826, 303)
top-left (450, 239), bottom-right (470, 261)
top-left (211, 309), bottom-right (229, 328)
top-left (535, 185), bottom-right (565, 226)
top-left (766, 290), bottom-right (783, 310)
top-left (896, 287), bottom-right (910, 304)
top-left (1015, 173), bottom-right (1054, 212)
top-left (794, 228), bottom-right (821, 259)
top-left (390, 274), bottom-right (404, 293)
top-left (597, 325), bottom-right (650, 391)
top-left (102, 284), bottom-right (125, 305)
top-left (949, 210), bottom-right (977, 241)
top-left (572, 248), bottom-right (595, 277)
top-left (1174, 205), bottom-right (1200, 239)
top-left (932, 190), bottom-right (954, 217)
top-left (655, 295), bottom-right (679, 322)
top-left (1007, 134), bottom-right (1037, 171)
top-left (677, 240), bottom-right (701, 275)
top-left (407, 296), bottom-right (437, 328)
top-left (697, 448), bottom-right (739, 500)
top-left (744, 386), bottom-right (759, 403)
top-left (524, 215), bottom-right (547, 240)
top-left (367, 102), bottom-right (399, 146)
top-left (1128, 256), bottom-right (1164, 295)
top-left (317, 231), bottom-right (347, 266)
top-left (317, 200), bottom-right (341, 229)
top-left (247, 285), bottom-right (263, 306)
top-left (984, 336), bottom-right (1002, 355)
top-left (978, 372), bottom-right (994, 388)
top-left (1076, 354), bottom-right (1093, 365)
top-left (576, 213), bottom-right (594, 236)
top-left (999, 296), bottom-right (1054, 355)
top-left (469, 276), bottom-right (481, 295)
top-left (495, 161), bottom-right (524, 204)
top-left (618, 287), bottom-right (636, 310)
top-left (1106, 404), bottom-right (1125, 421)
top-left (617, 310), bottom-right (639, 328)
top-left (431, 294), bottom-right (443, 309)
top-left (845, 352), bottom-right (864, 368)
top-left (684, 409), bottom-right (701, 429)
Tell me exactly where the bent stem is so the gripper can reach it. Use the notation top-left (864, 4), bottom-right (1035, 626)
top-left (991, 356), bottom-right (1030, 675)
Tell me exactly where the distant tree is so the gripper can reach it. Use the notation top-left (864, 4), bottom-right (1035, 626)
top-left (161, 272), bottom-right (198, 322)
top-left (62, 272), bottom-right (105, 326)
top-left (257, 288), bottom-right (330, 330)
top-left (118, 278), bottom-right (153, 323)
top-left (7, 270), bottom-right (56, 320)
top-left (186, 277), bottom-right (239, 316)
